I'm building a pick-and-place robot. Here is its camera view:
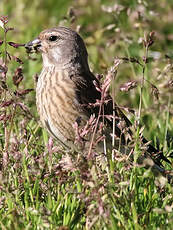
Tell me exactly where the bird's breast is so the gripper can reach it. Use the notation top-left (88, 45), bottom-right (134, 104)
top-left (36, 67), bottom-right (87, 144)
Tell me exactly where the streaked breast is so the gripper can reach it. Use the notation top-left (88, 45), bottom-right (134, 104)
top-left (36, 66), bottom-right (86, 143)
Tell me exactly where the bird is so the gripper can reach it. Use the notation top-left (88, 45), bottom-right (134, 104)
top-left (25, 26), bottom-right (171, 175)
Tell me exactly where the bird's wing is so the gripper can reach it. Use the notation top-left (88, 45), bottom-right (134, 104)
top-left (73, 70), bottom-right (170, 166)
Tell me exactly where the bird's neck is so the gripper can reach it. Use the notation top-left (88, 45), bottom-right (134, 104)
top-left (42, 53), bottom-right (90, 74)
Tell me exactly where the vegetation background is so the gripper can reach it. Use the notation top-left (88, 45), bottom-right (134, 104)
top-left (0, 0), bottom-right (173, 229)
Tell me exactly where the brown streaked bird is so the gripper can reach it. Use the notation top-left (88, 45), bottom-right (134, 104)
top-left (25, 26), bottom-right (170, 173)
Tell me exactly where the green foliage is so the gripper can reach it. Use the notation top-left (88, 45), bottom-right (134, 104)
top-left (0, 0), bottom-right (173, 229)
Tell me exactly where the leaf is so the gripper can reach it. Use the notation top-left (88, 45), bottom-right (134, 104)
top-left (11, 55), bottom-right (24, 64)
top-left (0, 65), bottom-right (7, 73)
top-left (151, 84), bottom-right (159, 100)
top-left (0, 100), bottom-right (14, 108)
top-left (8, 42), bottom-right (25, 48)
top-left (14, 89), bottom-right (34, 97)
top-left (13, 67), bottom-right (24, 87)
top-left (120, 80), bottom-right (138, 92)
top-left (16, 102), bottom-right (32, 115)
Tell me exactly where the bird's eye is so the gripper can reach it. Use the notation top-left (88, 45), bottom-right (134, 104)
top-left (48, 35), bottom-right (59, 42)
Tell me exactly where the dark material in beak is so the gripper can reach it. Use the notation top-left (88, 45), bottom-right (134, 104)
top-left (25, 38), bottom-right (41, 53)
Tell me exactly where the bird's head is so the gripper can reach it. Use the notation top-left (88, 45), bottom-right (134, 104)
top-left (25, 27), bottom-right (89, 71)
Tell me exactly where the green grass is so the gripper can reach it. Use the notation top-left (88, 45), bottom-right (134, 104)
top-left (0, 0), bottom-right (173, 229)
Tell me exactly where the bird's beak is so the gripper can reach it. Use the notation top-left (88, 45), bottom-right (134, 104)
top-left (25, 38), bottom-right (41, 53)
